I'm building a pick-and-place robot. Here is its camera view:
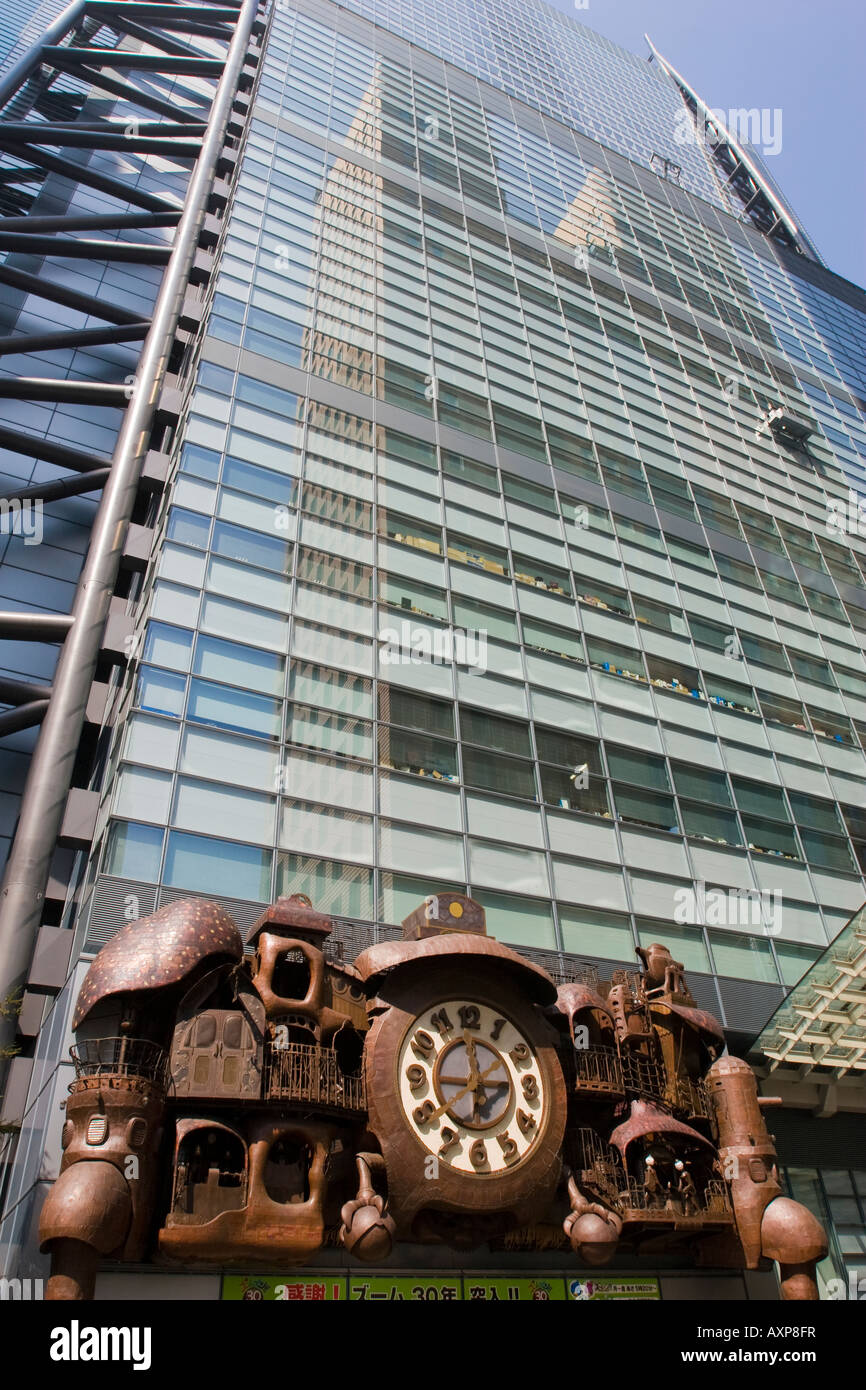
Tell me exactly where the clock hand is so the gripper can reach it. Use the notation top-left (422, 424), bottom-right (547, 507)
top-left (426, 1056), bottom-right (508, 1123)
top-left (465, 1033), bottom-right (490, 1120)
top-left (465, 1031), bottom-right (479, 1086)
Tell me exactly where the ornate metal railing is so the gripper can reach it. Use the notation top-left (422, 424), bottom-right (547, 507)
top-left (263, 1041), bottom-right (366, 1112)
top-left (669, 1075), bottom-right (712, 1120)
top-left (573, 1046), bottom-right (624, 1093)
top-left (69, 1037), bottom-right (168, 1091)
top-left (621, 1177), bottom-right (731, 1216)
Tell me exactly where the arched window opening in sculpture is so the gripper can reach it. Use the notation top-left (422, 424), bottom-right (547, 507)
top-left (174, 1127), bottom-right (247, 1219)
top-left (264, 1136), bottom-right (312, 1205)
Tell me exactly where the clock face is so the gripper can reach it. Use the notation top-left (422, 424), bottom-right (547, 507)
top-left (396, 999), bottom-right (546, 1175)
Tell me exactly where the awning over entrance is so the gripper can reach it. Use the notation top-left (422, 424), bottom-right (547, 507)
top-left (753, 902), bottom-right (866, 1078)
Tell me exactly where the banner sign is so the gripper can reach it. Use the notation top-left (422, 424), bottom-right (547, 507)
top-left (222, 1273), bottom-right (660, 1301)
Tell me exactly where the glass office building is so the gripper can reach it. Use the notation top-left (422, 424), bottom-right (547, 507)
top-left (1, 0), bottom-right (865, 1297)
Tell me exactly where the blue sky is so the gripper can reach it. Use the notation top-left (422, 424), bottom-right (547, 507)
top-left (544, 0), bottom-right (866, 290)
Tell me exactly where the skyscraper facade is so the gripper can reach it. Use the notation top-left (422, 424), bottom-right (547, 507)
top-left (1, 0), bottom-right (865, 1300)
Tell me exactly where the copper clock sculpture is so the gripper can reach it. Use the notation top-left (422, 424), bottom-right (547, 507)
top-left (38, 888), bottom-right (827, 1300)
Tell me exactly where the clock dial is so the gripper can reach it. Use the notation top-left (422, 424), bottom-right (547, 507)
top-left (397, 999), bottom-right (545, 1175)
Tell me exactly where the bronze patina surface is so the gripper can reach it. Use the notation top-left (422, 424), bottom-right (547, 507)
top-left (41, 892), bottom-right (827, 1300)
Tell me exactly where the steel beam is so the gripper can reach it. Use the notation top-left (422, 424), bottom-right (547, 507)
top-left (0, 233), bottom-right (172, 261)
top-left (0, 677), bottom-right (52, 706)
top-left (0, 321), bottom-right (150, 357)
top-left (0, 264), bottom-right (144, 325)
top-left (0, 2), bottom-right (87, 113)
top-left (0, 613), bottom-right (73, 639)
top-left (0, 701), bottom-right (49, 737)
top-left (0, 379), bottom-right (130, 406)
top-left (53, 64), bottom-right (208, 124)
top-left (0, 210), bottom-right (180, 232)
top-left (0, 131), bottom-right (202, 158)
top-left (8, 144), bottom-right (181, 212)
top-left (0, 469), bottom-right (110, 505)
top-left (0, 0), bottom-right (266, 1062)
top-left (0, 121), bottom-right (204, 148)
top-left (107, 16), bottom-right (215, 60)
top-left (42, 48), bottom-right (225, 76)
top-left (83, 2), bottom-right (243, 20)
top-left (170, 22), bottom-right (238, 42)
top-left (0, 166), bottom-right (43, 185)
top-left (0, 426), bottom-right (111, 474)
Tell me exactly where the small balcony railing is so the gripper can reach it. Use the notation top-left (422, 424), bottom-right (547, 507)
top-left (263, 1041), bottom-right (366, 1112)
top-left (69, 1038), bottom-right (168, 1092)
top-left (621, 1177), bottom-right (731, 1217)
top-left (669, 1075), bottom-right (712, 1120)
top-left (573, 1046), bottom-right (624, 1094)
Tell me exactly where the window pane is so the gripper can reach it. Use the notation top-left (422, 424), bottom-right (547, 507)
top-left (613, 784), bottom-right (678, 832)
top-left (379, 726), bottom-right (458, 782)
top-left (280, 802), bottom-right (373, 863)
top-left (104, 820), bottom-right (163, 881)
top-left (380, 820), bottom-right (465, 878)
top-left (179, 726), bottom-right (276, 789)
top-left (799, 831), bottom-right (856, 871)
top-left (680, 800), bottom-right (741, 845)
top-left (380, 686), bottom-right (454, 736)
top-left (173, 777), bottom-right (275, 843)
top-left (165, 830), bottom-right (271, 900)
top-left (560, 905), bottom-right (634, 961)
top-left (607, 747), bottom-right (669, 791)
top-left (671, 763), bottom-right (731, 805)
top-left (732, 777), bottom-right (789, 820)
top-left (460, 707), bottom-right (531, 756)
top-left (188, 679), bottom-right (281, 739)
top-left (472, 888), bottom-right (556, 949)
top-left (741, 815), bottom-right (799, 858)
top-left (143, 622), bottom-right (193, 672)
top-left (288, 704), bottom-right (372, 760)
top-left (535, 729), bottom-right (602, 772)
top-left (709, 930), bottom-right (778, 982)
top-left (277, 853), bottom-right (373, 920)
top-left (775, 940), bottom-right (821, 987)
top-left (540, 766), bottom-right (610, 816)
top-left (469, 840), bottom-right (547, 895)
top-left (114, 766), bottom-right (172, 824)
top-left (136, 666), bottom-right (186, 718)
top-left (788, 793), bottom-right (843, 834)
top-left (462, 747), bottom-right (535, 797)
top-left (194, 634), bottom-right (284, 695)
top-left (289, 662), bottom-right (371, 718)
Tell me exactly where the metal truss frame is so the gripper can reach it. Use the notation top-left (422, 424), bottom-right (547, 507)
top-left (645, 34), bottom-right (823, 264)
top-left (0, 0), bottom-right (269, 1062)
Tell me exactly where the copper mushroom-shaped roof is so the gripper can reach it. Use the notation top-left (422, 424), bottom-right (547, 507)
top-left (649, 1000), bottom-right (725, 1046)
top-left (609, 1099), bottom-right (715, 1159)
top-left (556, 981), bottom-right (614, 1020)
top-left (73, 898), bottom-right (243, 1029)
top-left (353, 933), bottom-right (556, 1004)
